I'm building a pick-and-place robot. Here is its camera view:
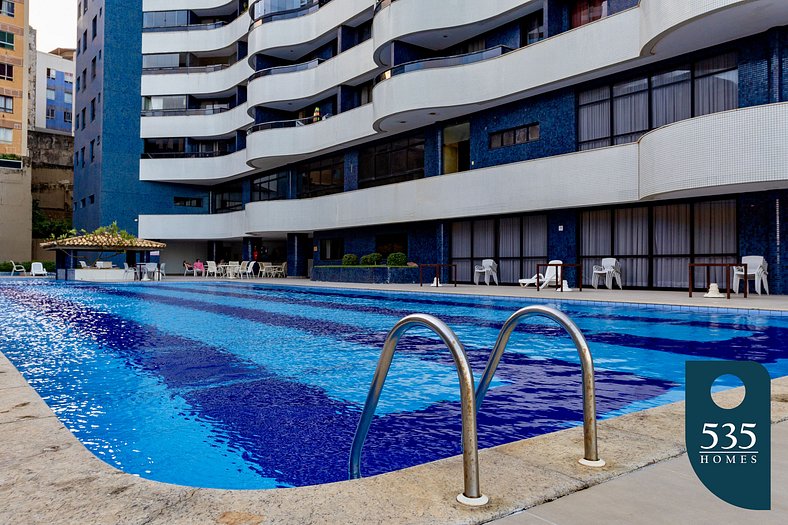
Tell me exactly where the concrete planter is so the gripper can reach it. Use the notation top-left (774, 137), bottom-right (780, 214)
top-left (311, 266), bottom-right (418, 284)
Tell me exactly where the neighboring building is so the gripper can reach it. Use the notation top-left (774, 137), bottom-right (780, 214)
top-left (0, 0), bottom-right (30, 261)
top-left (75, 1), bottom-right (788, 292)
top-left (35, 47), bottom-right (75, 133)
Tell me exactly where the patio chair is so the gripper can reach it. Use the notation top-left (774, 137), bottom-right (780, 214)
top-left (144, 262), bottom-right (158, 281)
top-left (123, 263), bottom-right (135, 280)
top-left (245, 261), bottom-right (257, 279)
top-left (205, 261), bottom-right (219, 278)
top-left (519, 260), bottom-right (561, 288)
top-left (274, 262), bottom-right (287, 278)
top-left (473, 259), bottom-right (499, 285)
top-left (733, 256), bottom-right (769, 295)
top-left (592, 258), bottom-right (623, 290)
top-left (78, 260), bottom-right (89, 269)
top-left (258, 262), bottom-right (273, 278)
top-left (183, 262), bottom-right (194, 276)
top-left (238, 261), bottom-right (249, 279)
top-left (157, 263), bottom-right (167, 281)
top-left (30, 262), bottom-right (48, 277)
top-left (10, 261), bottom-right (26, 276)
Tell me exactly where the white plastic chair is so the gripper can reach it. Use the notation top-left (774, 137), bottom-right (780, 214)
top-left (245, 261), bottom-right (256, 279)
top-left (30, 262), bottom-right (48, 277)
top-left (592, 258), bottom-right (623, 290)
top-left (238, 261), bottom-right (249, 279)
top-left (10, 261), bottom-right (26, 276)
top-left (123, 263), bottom-right (135, 280)
top-left (78, 260), bottom-right (89, 269)
top-left (258, 262), bottom-right (273, 278)
top-left (473, 259), bottom-right (499, 285)
top-left (733, 256), bottom-right (769, 295)
top-left (157, 263), bottom-right (166, 280)
top-left (205, 261), bottom-right (218, 278)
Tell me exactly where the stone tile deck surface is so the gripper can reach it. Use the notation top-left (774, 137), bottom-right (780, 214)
top-left (0, 278), bottom-right (786, 524)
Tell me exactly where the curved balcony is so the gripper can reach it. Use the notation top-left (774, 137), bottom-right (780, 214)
top-left (247, 40), bottom-right (377, 111)
top-left (141, 104), bottom-right (253, 139)
top-left (247, 0), bottom-right (372, 60)
top-left (141, 59), bottom-right (253, 97)
top-left (143, 0), bottom-right (237, 11)
top-left (140, 102), bottom-right (788, 240)
top-left (372, 0), bottom-right (537, 66)
top-left (245, 104), bottom-right (375, 171)
top-left (142, 11), bottom-right (249, 55)
top-left (140, 149), bottom-right (252, 185)
top-left (375, 46), bottom-right (514, 83)
top-left (639, 103), bottom-right (788, 200)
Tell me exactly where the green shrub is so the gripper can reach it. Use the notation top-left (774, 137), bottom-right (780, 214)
top-left (386, 252), bottom-right (408, 266)
top-left (359, 253), bottom-right (383, 266)
top-left (342, 254), bottom-right (359, 266)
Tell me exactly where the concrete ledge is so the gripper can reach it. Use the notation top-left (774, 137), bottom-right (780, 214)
top-left (1, 348), bottom-right (787, 525)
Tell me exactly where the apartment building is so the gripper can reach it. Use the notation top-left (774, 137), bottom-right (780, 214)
top-left (35, 47), bottom-right (75, 133)
top-left (0, 0), bottom-right (29, 261)
top-left (74, 0), bottom-right (788, 291)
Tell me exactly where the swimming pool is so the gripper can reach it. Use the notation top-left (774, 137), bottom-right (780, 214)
top-left (1, 280), bottom-right (786, 489)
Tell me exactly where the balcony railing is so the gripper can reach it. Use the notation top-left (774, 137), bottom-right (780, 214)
top-left (375, 46), bottom-right (515, 84)
top-left (250, 0), bottom-right (333, 27)
top-left (142, 21), bottom-right (227, 33)
top-left (141, 107), bottom-right (232, 117)
top-left (247, 114), bottom-right (331, 134)
top-left (249, 58), bottom-right (323, 81)
top-left (141, 149), bottom-right (241, 160)
top-left (142, 64), bottom-right (231, 75)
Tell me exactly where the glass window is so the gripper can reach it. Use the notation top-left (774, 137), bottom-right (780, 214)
top-left (64, 111), bottom-right (72, 123)
top-left (522, 10), bottom-right (544, 46)
top-left (142, 53), bottom-right (182, 69)
top-left (46, 107), bottom-right (56, 119)
top-left (298, 155), bottom-right (344, 198)
top-left (174, 197), bottom-right (203, 208)
top-left (91, 57), bottom-right (97, 78)
top-left (359, 134), bottom-right (425, 189)
top-left (212, 182), bottom-right (243, 213)
top-left (0, 127), bottom-right (12, 143)
top-left (694, 52), bottom-right (738, 116)
top-left (0, 94), bottom-right (11, 112)
top-left (612, 77), bottom-right (648, 144)
top-left (252, 172), bottom-right (289, 202)
top-left (65, 72), bottom-right (74, 84)
top-left (0, 63), bottom-right (13, 80)
top-left (90, 98), bottom-right (96, 121)
top-left (64, 92), bottom-right (73, 104)
top-left (47, 89), bottom-right (56, 100)
top-left (651, 66), bottom-right (691, 128)
top-left (142, 95), bottom-right (187, 112)
top-left (1, 0), bottom-right (15, 17)
top-left (47, 68), bottom-right (56, 80)
top-left (571, 0), bottom-right (608, 28)
top-left (0, 30), bottom-right (13, 49)
top-left (319, 238), bottom-right (344, 261)
top-left (92, 16), bottom-right (97, 39)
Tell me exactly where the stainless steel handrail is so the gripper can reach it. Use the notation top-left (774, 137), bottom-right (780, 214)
top-left (348, 314), bottom-right (489, 506)
top-left (475, 306), bottom-right (605, 467)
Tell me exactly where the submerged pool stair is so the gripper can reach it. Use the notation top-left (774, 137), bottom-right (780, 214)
top-left (348, 305), bottom-right (604, 507)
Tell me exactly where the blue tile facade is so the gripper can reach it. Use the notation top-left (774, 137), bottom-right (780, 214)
top-left (44, 69), bottom-right (73, 133)
top-left (73, 1), bottom-right (209, 235)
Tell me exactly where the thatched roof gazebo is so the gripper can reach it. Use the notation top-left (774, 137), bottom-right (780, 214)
top-left (41, 229), bottom-right (166, 281)
top-left (40, 233), bottom-right (166, 252)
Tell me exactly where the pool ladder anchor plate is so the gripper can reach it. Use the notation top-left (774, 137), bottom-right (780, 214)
top-left (349, 306), bottom-right (604, 508)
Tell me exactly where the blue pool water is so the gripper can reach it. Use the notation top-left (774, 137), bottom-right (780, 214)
top-left (1, 280), bottom-right (787, 489)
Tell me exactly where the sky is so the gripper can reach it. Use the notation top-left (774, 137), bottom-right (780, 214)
top-left (29, 0), bottom-right (78, 53)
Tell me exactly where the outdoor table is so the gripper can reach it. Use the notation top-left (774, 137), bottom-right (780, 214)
top-left (688, 263), bottom-right (747, 299)
top-left (419, 264), bottom-right (457, 287)
top-left (536, 263), bottom-right (583, 292)
top-left (219, 264), bottom-right (240, 279)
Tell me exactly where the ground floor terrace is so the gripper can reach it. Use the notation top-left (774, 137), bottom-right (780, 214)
top-left (143, 189), bottom-right (788, 295)
top-left (0, 278), bottom-right (786, 524)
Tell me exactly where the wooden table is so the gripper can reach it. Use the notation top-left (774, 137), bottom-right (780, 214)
top-left (688, 263), bottom-right (747, 299)
top-left (536, 263), bottom-right (583, 292)
top-left (419, 264), bottom-right (457, 287)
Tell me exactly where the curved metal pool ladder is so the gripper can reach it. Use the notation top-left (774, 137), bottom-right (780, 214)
top-left (348, 314), bottom-right (489, 507)
top-left (475, 305), bottom-right (606, 467)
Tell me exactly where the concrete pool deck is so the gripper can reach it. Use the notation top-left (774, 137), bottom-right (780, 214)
top-left (4, 275), bottom-right (787, 312)
top-left (1, 346), bottom-right (787, 524)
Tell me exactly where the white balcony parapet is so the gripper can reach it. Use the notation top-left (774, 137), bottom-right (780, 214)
top-left (246, 104), bottom-right (376, 171)
top-left (143, 0), bottom-right (237, 11)
top-left (140, 149), bottom-right (253, 185)
top-left (248, 0), bottom-right (373, 59)
top-left (142, 59), bottom-right (254, 97)
top-left (139, 104), bottom-right (788, 239)
top-left (141, 104), bottom-right (253, 139)
top-left (247, 40), bottom-right (378, 110)
top-left (142, 11), bottom-right (249, 55)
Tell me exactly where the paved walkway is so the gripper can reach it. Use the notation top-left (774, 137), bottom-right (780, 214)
top-left (491, 421), bottom-right (787, 525)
